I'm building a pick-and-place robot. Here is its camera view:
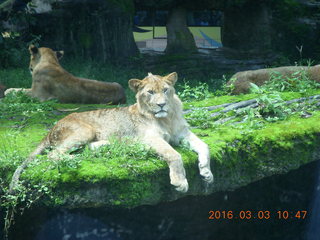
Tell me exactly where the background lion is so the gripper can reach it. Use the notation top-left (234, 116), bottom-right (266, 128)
top-left (5, 45), bottom-right (126, 104)
top-left (228, 65), bottom-right (320, 94)
top-left (10, 72), bottom-right (213, 193)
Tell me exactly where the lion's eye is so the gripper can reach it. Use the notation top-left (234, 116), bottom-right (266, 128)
top-left (147, 90), bottom-right (154, 95)
top-left (163, 88), bottom-right (168, 93)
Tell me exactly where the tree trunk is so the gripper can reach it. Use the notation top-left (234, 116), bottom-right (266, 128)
top-left (30, 0), bottom-right (139, 62)
top-left (165, 6), bottom-right (197, 55)
top-left (222, 1), bottom-right (271, 53)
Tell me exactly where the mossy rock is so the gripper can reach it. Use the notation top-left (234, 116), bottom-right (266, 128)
top-left (0, 91), bottom-right (320, 209)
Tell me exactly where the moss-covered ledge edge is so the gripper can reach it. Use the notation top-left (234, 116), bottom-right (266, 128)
top-left (0, 91), bottom-right (320, 209)
top-left (47, 117), bottom-right (320, 209)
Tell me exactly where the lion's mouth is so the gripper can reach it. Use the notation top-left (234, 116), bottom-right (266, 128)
top-left (156, 110), bottom-right (167, 114)
top-left (155, 110), bottom-right (168, 118)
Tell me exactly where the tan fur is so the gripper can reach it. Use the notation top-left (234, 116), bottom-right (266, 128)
top-left (228, 65), bottom-right (320, 94)
top-left (9, 72), bottom-right (213, 193)
top-left (5, 45), bottom-right (126, 104)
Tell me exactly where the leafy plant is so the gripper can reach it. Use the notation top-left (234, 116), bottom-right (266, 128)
top-left (178, 81), bottom-right (211, 102)
top-left (243, 83), bottom-right (292, 122)
top-left (261, 67), bottom-right (320, 93)
top-left (0, 91), bottom-right (55, 118)
top-left (217, 75), bottom-right (235, 96)
top-left (1, 164), bottom-right (52, 239)
top-left (232, 82), bottom-right (320, 130)
top-left (185, 108), bottom-right (213, 129)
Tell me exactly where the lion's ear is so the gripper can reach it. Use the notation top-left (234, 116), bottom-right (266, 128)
top-left (56, 51), bottom-right (64, 60)
top-left (29, 45), bottom-right (38, 55)
top-left (129, 79), bottom-right (142, 92)
top-left (165, 72), bottom-right (178, 86)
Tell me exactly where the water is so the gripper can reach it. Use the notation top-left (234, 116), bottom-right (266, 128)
top-left (306, 160), bottom-right (320, 240)
top-left (4, 159), bottom-right (319, 240)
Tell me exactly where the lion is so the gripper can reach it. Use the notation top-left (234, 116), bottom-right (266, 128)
top-left (9, 72), bottom-right (213, 193)
top-left (228, 65), bottom-right (320, 94)
top-left (5, 45), bottom-right (126, 104)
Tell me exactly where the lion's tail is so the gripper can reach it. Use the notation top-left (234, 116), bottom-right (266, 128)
top-left (9, 137), bottom-right (50, 193)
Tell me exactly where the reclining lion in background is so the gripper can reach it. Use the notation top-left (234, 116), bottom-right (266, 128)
top-left (9, 72), bottom-right (213, 193)
top-left (228, 65), bottom-right (320, 94)
top-left (5, 45), bottom-right (126, 104)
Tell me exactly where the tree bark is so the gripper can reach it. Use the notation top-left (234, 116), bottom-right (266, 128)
top-left (30, 0), bottom-right (139, 62)
top-left (222, 1), bottom-right (272, 52)
top-left (165, 6), bottom-right (197, 54)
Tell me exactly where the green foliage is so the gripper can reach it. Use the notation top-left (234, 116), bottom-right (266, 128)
top-left (93, 138), bottom-right (157, 161)
top-left (224, 67), bottom-right (320, 128)
top-left (0, 91), bottom-right (55, 118)
top-left (1, 164), bottom-right (52, 238)
top-left (2, 91), bottom-right (37, 104)
top-left (183, 77), bottom-right (320, 131)
top-left (0, 12), bottom-right (40, 68)
top-left (178, 81), bottom-right (211, 102)
top-left (262, 68), bottom-right (320, 93)
top-left (243, 84), bottom-right (292, 124)
top-left (50, 138), bottom-right (160, 179)
top-left (271, 0), bottom-right (317, 60)
top-left (233, 83), bottom-right (319, 129)
top-left (216, 75), bottom-right (235, 96)
top-left (0, 67), bottom-right (31, 89)
top-left (185, 108), bottom-right (213, 129)
top-left (0, 0), bottom-right (43, 68)
top-left (0, 34), bottom-right (28, 68)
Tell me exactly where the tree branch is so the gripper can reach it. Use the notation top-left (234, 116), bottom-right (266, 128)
top-left (184, 95), bottom-right (320, 121)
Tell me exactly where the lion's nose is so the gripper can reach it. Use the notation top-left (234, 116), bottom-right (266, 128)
top-left (157, 103), bottom-right (166, 108)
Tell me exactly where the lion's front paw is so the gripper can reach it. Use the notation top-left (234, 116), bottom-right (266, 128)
top-left (200, 168), bottom-right (214, 184)
top-left (171, 178), bottom-right (189, 193)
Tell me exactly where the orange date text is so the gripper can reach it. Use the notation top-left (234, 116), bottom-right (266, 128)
top-left (208, 210), bottom-right (307, 220)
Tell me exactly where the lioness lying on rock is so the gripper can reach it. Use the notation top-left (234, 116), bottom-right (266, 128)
top-left (10, 72), bottom-right (213, 193)
top-left (228, 65), bottom-right (320, 94)
top-left (5, 45), bottom-right (126, 104)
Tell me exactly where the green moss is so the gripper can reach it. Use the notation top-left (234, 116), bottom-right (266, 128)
top-left (185, 94), bottom-right (258, 109)
top-left (0, 91), bottom-right (320, 208)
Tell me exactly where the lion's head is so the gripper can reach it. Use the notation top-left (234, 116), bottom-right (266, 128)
top-left (129, 72), bottom-right (178, 118)
top-left (28, 45), bottom-right (64, 74)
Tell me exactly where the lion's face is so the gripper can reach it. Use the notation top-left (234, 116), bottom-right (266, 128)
top-left (28, 45), bottom-right (64, 74)
top-left (129, 72), bottom-right (178, 118)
